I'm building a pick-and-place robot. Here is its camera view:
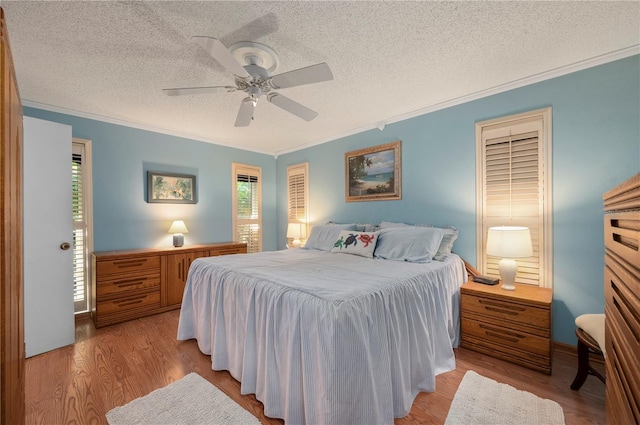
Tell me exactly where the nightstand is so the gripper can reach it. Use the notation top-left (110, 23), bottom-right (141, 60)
top-left (460, 280), bottom-right (553, 374)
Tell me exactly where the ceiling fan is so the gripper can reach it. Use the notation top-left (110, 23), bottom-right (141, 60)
top-left (163, 37), bottom-right (334, 127)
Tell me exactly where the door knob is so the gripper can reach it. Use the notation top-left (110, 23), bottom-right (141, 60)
top-left (60, 242), bottom-right (71, 250)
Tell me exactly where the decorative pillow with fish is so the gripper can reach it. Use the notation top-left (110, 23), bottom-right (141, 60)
top-left (330, 230), bottom-right (380, 258)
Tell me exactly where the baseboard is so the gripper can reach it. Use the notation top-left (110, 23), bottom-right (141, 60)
top-left (554, 341), bottom-right (605, 365)
top-left (74, 311), bottom-right (91, 323)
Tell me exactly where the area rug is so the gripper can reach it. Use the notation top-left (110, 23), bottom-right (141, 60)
top-left (106, 373), bottom-right (261, 425)
top-left (445, 370), bottom-right (565, 425)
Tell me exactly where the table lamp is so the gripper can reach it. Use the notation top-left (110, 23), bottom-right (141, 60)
top-left (287, 223), bottom-right (304, 248)
top-left (486, 226), bottom-right (533, 291)
top-left (168, 220), bottom-right (189, 247)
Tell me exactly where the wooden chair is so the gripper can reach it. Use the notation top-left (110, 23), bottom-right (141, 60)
top-left (571, 313), bottom-right (606, 390)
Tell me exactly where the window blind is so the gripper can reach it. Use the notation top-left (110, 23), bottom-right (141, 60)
top-left (483, 133), bottom-right (541, 285)
top-left (233, 164), bottom-right (262, 253)
top-left (72, 144), bottom-right (88, 312)
top-left (477, 108), bottom-right (552, 288)
top-left (287, 163), bottom-right (309, 243)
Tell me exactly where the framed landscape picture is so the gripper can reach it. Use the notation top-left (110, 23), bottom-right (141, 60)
top-left (345, 140), bottom-right (401, 202)
top-left (147, 171), bottom-right (197, 204)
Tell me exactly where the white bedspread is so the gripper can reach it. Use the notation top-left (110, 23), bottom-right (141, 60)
top-left (177, 249), bottom-right (467, 425)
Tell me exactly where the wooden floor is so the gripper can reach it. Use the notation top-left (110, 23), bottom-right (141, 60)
top-left (26, 310), bottom-right (605, 425)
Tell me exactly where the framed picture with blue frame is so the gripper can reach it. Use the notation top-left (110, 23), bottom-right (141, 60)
top-left (147, 171), bottom-right (197, 204)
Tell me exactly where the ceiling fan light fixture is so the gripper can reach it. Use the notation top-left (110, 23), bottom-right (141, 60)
top-left (229, 41), bottom-right (280, 73)
top-left (164, 36), bottom-right (333, 127)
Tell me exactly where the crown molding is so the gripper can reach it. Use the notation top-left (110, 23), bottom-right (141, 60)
top-left (20, 100), bottom-right (275, 156)
top-left (275, 45), bottom-right (640, 156)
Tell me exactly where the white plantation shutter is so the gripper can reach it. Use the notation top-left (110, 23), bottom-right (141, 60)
top-left (72, 140), bottom-right (92, 312)
top-left (233, 163), bottom-right (262, 253)
top-left (287, 163), bottom-right (309, 244)
top-left (477, 108), bottom-right (552, 287)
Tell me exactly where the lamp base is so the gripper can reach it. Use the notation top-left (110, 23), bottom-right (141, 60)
top-left (173, 234), bottom-right (184, 247)
top-left (498, 258), bottom-right (517, 291)
top-left (292, 238), bottom-right (301, 248)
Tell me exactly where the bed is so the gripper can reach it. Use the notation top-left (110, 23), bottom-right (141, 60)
top-left (177, 223), bottom-right (468, 424)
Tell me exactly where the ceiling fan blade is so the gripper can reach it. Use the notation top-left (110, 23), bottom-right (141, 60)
top-left (163, 86), bottom-right (236, 96)
top-left (269, 62), bottom-right (333, 89)
top-left (235, 98), bottom-right (256, 127)
top-left (192, 36), bottom-right (251, 78)
top-left (267, 93), bottom-right (318, 121)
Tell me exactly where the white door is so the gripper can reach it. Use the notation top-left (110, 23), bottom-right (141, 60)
top-left (23, 116), bottom-right (75, 357)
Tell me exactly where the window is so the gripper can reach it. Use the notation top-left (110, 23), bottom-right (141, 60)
top-left (476, 108), bottom-right (552, 287)
top-left (232, 163), bottom-right (262, 253)
top-left (287, 162), bottom-right (309, 245)
top-left (72, 139), bottom-right (93, 313)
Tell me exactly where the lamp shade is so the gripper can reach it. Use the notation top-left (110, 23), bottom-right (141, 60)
top-left (287, 223), bottom-right (302, 239)
top-left (168, 220), bottom-right (189, 234)
top-left (486, 226), bottom-right (532, 258)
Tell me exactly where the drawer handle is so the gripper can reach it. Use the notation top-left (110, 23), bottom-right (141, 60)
top-left (483, 306), bottom-right (520, 316)
top-left (114, 277), bottom-right (148, 288)
top-left (484, 331), bottom-right (520, 344)
top-left (113, 260), bottom-right (147, 269)
top-left (115, 296), bottom-right (146, 307)
top-left (479, 299), bottom-right (526, 313)
top-left (480, 324), bottom-right (525, 343)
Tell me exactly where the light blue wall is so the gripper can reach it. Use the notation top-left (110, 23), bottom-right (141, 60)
top-left (24, 55), bottom-right (639, 345)
top-left (276, 55), bottom-right (640, 345)
top-left (23, 107), bottom-right (277, 252)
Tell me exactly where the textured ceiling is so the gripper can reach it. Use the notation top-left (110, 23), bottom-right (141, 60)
top-left (3, 1), bottom-right (639, 155)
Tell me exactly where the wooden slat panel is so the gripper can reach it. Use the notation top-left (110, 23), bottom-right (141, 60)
top-left (603, 172), bottom-right (640, 211)
top-left (604, 174), bottom-right (640, 425)
top-left (0, 7), bottom-right (25, 425)
top-left (605, 211), bottom-right (640, 267)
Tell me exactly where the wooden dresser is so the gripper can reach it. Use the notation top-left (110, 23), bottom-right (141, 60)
top-left (603, 173), bottom-right (640, 425)
top-left (461, 281), bottom-right (552, 374)
top-left (91, 242), bottom-right (247, 328)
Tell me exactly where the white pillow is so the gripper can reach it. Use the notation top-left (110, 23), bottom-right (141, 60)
top-left (303, 224), bottom-right (357, 251)
top-left (374, 226), bottom-right (445, 263)
top-left (379, 221), bottom-right (458, 260)
top-left (379, 221), bottom-right (408, 229)
top-left (433, 229), bottom-right (458, 260)
top-left (330, 230), bottom-right (380, 258)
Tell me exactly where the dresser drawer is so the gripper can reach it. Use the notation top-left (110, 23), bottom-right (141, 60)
top-left (461, 333), bottom-right (551, 373)
top-left (462, 293), bottom-right (550, 332)
top-left (96, 271), bottom-right (160, 297)
top-left (209, 246), bottom-right (247, 256)
top-left (461, 317), bottom-right (550, 357)
top-left (96, 291), bottom-right (160, 316)
top-left (97, 255), bottom-right (160, 277)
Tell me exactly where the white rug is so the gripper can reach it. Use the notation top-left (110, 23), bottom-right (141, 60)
top-left (445, 370), bottom-right (565, 425)
top-left (106, 373), bottom-right (261, 425)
